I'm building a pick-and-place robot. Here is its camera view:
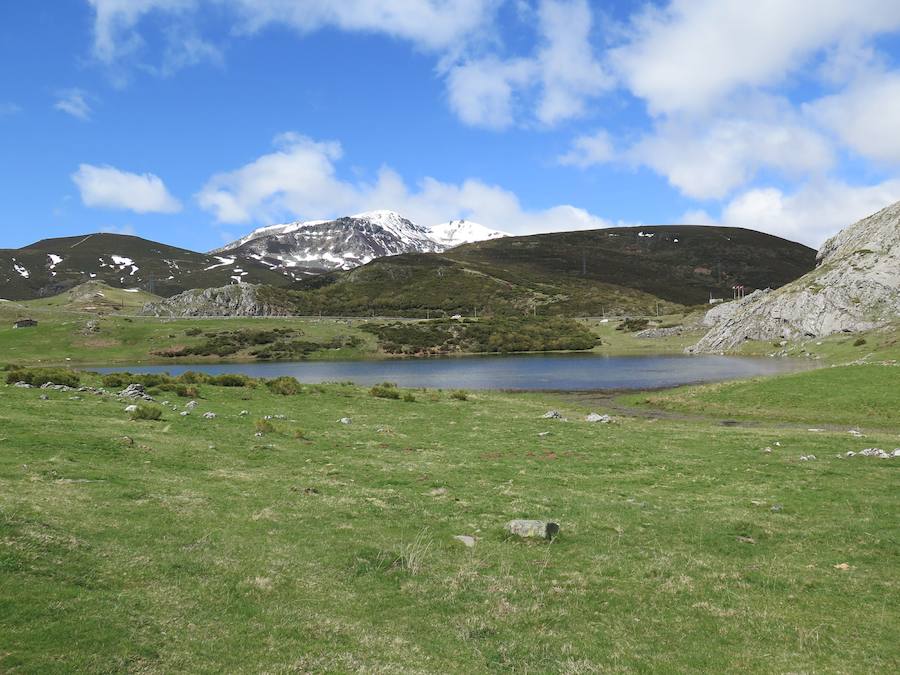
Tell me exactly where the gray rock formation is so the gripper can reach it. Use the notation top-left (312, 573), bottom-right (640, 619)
top-left (140, 283), bottom-right (290, 318)
top-left (690, 201), bottom-right (900, 352)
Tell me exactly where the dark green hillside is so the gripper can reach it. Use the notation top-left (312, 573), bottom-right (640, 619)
top-left (0, 233), bottom-right (290, 300)
top-left (445, 225), bottom-right (815, 306)
top-left (272, 225), bottom-right (815, 316)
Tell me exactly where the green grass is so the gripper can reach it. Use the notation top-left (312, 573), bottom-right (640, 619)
top-left (1, 369), bottom-right (898, 672)
top-left (626, 364), bottom-right (900, 428)
top-left (0, 305), bottom-right (382, 366)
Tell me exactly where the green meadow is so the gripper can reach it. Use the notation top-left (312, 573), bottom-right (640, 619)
top-left (1, 361), bottom-right (897, 672)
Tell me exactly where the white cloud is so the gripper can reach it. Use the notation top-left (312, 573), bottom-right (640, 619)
top-left (100, 224), bottom-right (138, 236)
top-left (0, 102), bottom-right (22, 116)
top-left (610, 0), bottom-right (900, 116)
top-left (198, 132), bottom-right (617, 234)
top-left (446, 57), bottom-right (536, 129)
top-left (73, 164), bottom-right (183, 213)
top-left (720, 179), bottom-right (900, 247)
top-left (807, 71), bottom-right (900, 164)
top-left (558, 129), bottom-right (615, 167)
top-left (87, 0), bottom-right (496, 68)
top-left (225, 0), bottom-right (497, 53)
top-left (533, 0), bottom-right (611, 125)
top-left (54, 89), bottom-right (93, 120)
top-left (446, 0), bottom-right (610, 128)
top-left (628, 112), bottom-right (834, 199)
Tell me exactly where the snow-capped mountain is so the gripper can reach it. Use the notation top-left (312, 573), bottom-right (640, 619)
top-left (427, 220), bottom-right (509, 248)
top-left (213, 211), bottom-right (510, 276)
top-left (213, 210), bottom-right (445, 275)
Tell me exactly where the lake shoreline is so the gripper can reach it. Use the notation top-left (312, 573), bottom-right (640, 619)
top-left (86, 352), bottom-right (818, 393)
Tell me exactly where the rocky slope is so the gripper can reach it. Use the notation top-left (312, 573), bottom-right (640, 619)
top-left (141, 283), bottom-right (292, 318)
top-left (690, 201), bottom-right (900, 352)
top-left (212, 210), bottom-right (445, 275)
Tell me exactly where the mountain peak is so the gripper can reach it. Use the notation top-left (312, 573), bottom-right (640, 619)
top-left (428, 219), bottom-right (510, 248)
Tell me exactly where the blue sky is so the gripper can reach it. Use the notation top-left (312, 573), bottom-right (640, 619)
top-left (2, 1), bottom-right (900, 252)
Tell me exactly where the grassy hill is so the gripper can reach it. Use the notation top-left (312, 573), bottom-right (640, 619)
top-left (0, 233), bottom-right (291, 300)
top-left (273, 225), bottom-right (815, 317)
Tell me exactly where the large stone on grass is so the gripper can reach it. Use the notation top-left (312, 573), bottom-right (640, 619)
top-left (119, 384), bottom-right (153, 401)
top-left (505, 520), bottom-right (560, 540)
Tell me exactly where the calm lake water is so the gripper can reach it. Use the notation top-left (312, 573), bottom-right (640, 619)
top-left (93, 353), bottom-right (815, 391)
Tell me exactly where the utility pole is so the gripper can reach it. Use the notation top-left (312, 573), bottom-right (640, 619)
top-left (581, 251), bottom-right (587, 276)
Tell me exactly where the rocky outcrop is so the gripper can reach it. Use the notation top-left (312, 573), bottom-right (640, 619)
top-left (690, 201), bottom-right (900, 352)
top-left (140, 283), bottom-right (291, 317)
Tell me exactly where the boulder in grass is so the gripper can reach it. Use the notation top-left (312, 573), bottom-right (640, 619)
top-left (124, 404), bottom-right (138, 413)
top-left (186, 400), bottom-right (199, 410)
top-left (505, 519), bottom-right (560, 541)
top-left (542, 410), bottom-right (563, 419)
top-left (453, 535), bottom-right (476, 548)
top-left (203, 412), bottom-right (216, 419)
top-left (585, 413), bottom-right (612, 423)
top-left (119, 383), bottom-right (153, 401)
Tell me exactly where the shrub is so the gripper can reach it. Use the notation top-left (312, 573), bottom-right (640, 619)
top-left (255, 418), bottom-right (275, 434)
top-left (7, 367), bottom-right (80, 388)
top-left (853, 337), bottom-right (867, 346)
top-left (267, 376), bottom-right (301, 396)
top-left (185, 327), bottom-right (203, 336)
top-left (176, 384), bottom-right (200, 398)
top-left (616, 318), bottom-right (650, 332)
top-left (131, 404), bottom-right (163, 421)
top-left (450, 390), bottom-right (469, 401)
top-left (370, 382), bottom-right (401, 399)
top-left (208, 374), bottom-right (250, 387)
top-left (179, 371), bottom-right (208, 384)
top-left (402, 392), bottom-right (416, 402)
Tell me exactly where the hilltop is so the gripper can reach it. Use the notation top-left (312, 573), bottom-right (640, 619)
top-left (0, 233), bottom-right (291, 300)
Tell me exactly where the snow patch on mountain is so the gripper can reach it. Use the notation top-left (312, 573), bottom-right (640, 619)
top-left (205, 256), bottom-right (236, 270)
top-left (428, 220), bottom-right (509, 248)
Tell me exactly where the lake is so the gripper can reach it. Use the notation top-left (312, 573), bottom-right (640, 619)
top-left (93, 353), bottom-right (815, 391)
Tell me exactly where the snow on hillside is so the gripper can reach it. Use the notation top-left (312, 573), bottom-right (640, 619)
top-left (428, 219), bottom-right (509, 247)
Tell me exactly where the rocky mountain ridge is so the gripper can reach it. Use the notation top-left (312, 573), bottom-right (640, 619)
top-left (213, 211), bottom-right (509, 276)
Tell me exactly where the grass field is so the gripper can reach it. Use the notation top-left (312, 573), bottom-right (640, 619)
top-left (1, 366), bottom-right (898, 672)
top-left (623, 364), bottom-right (900, 428)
